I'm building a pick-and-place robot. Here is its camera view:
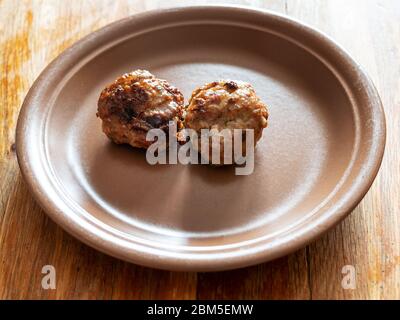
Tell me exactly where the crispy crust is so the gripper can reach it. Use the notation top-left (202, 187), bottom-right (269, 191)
top-left (185, 80), bottom-right (269, 163)
top-left (97, 70), bottom-right (184, 149)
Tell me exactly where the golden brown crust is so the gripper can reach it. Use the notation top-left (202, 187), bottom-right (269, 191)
top-left (97, 69), bottom-right (184, 148)
top-left (185, 80), bottom-right (268, 164)
top-left (186, 80), bottom-right (268, 138)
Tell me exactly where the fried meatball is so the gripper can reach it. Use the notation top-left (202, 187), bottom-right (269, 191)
top-left (185, 80), bottom-right (268, 164)
top-left (97, 70), bottom-right (184, 149)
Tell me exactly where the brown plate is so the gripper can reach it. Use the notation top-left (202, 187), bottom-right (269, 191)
top-left (16, 6), bottom-right (386, 271)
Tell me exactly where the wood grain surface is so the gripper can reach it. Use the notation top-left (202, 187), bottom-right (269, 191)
top-left (0, 0), bottom-right (399, 299)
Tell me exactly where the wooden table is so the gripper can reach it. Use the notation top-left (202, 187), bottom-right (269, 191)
top-left (1, 0), bottom-right (399, 300)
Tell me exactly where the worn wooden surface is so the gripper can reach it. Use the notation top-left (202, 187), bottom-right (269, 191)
top-left (0, 0), bottom-right (399, 299)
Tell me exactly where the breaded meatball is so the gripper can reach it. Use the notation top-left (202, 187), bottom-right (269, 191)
top-left (97, 70), bottom-right (184, 149)
top-left (185, 80), bottom-right (268, 164)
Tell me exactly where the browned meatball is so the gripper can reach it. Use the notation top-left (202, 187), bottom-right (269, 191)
top-left (185, 80), bottom-right (268, 164)
top-left (97, 70), bottom-right (184, 149)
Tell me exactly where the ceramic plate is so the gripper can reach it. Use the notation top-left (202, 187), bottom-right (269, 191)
top-left (16, 6), bottom-right (386, 271)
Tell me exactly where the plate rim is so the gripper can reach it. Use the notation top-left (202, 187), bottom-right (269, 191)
top-left (16, 5), bottom-right (386, 271)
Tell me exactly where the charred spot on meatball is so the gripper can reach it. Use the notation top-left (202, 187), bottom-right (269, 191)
top-left (97, 70), bottom-right (184, 149)
top-left (224, 81), bottom-right (239, 92)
